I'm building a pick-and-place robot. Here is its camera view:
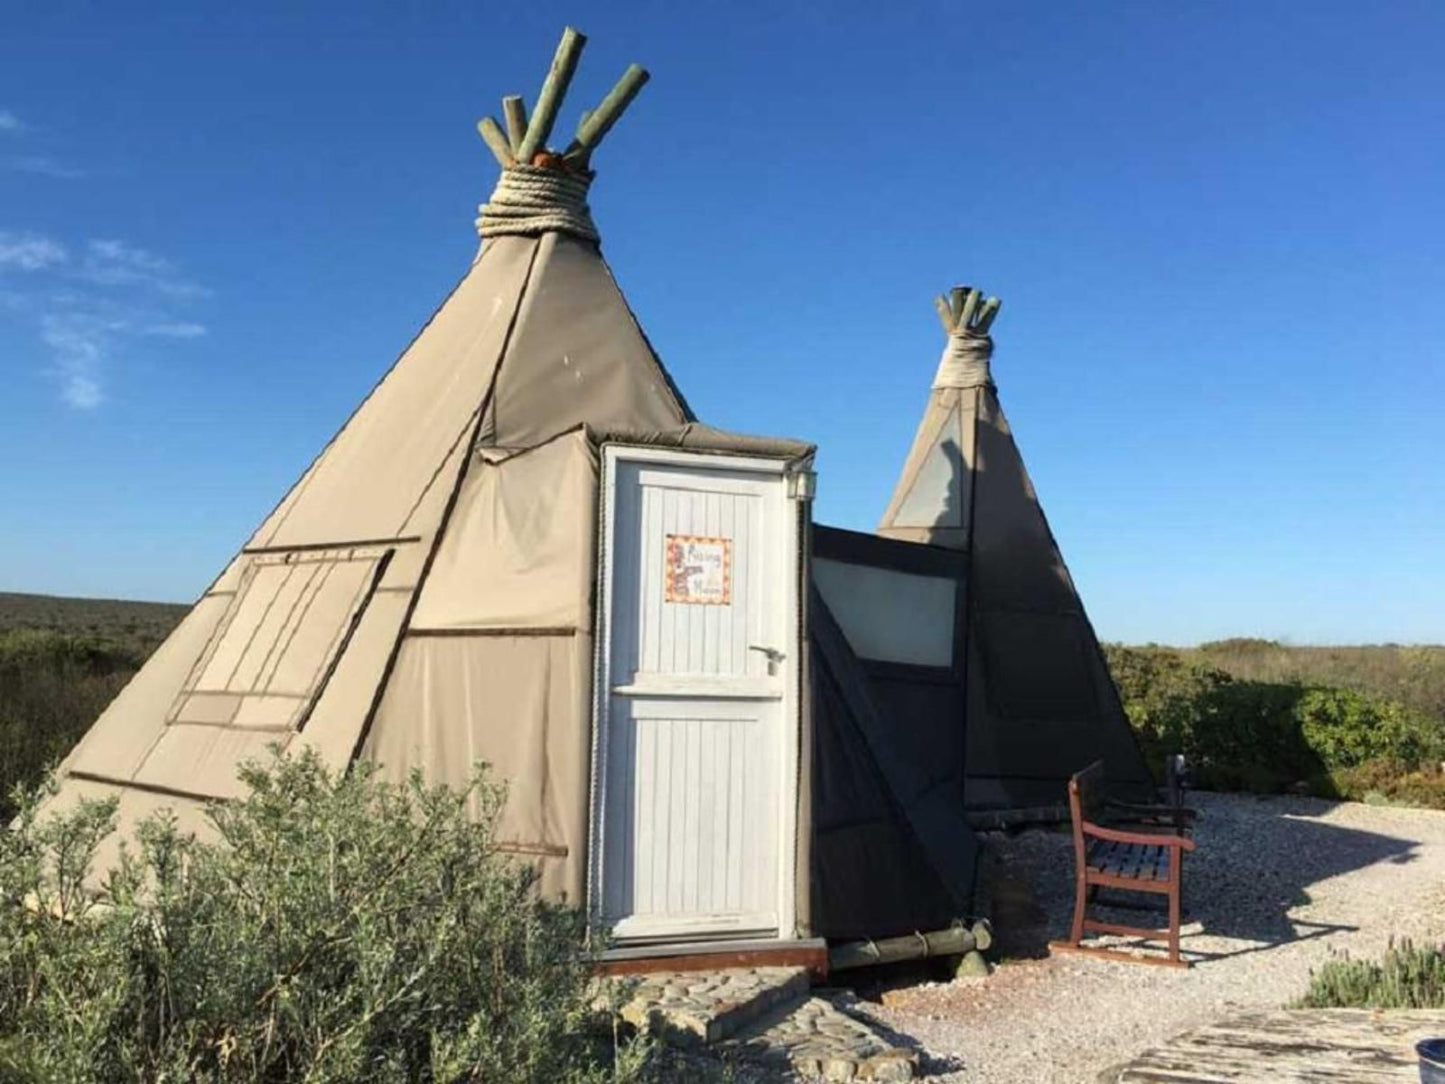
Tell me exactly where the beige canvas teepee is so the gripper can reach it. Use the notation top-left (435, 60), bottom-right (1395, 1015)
top-left (877, 287), bottom-right (1154, 812)
top-left (46, 32), bottom-right (996, 951)
top-left (46, 31), bottom-right (705, 906)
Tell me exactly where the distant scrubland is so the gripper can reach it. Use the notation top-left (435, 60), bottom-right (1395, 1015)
top-left (0, 593), bottom-right (187, 818)
top-left (1, 592), bottom-right (1442, 812)
top-left (1105, 639), bottom-right (1445, 808)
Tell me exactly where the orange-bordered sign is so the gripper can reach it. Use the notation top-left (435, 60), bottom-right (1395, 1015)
top-left (663, 534), bottom-right (732, 605)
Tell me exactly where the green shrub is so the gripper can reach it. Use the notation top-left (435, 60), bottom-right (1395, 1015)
top-left (1297, 687), bottom-right (1443, 770)
top-left (1328, 759), bottom-right (1445, 810)
top-left (0, 752), bottom-right (653, 1084)
top-left (0, 629), bottom-right (148, 819)
top-left (1104, 643), bottom-right (1445, 804)
top-left (1296, 938), bottom-right (1445, 1009)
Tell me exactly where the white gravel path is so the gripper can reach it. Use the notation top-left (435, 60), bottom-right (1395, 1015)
top-left (852, 791), bottom-right (1445, 1083)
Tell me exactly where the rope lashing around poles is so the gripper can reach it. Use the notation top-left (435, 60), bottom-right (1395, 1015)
top-left (933, 331), bottom-right (994, 390)
top-left (476, 164), bottom-right (599, 243)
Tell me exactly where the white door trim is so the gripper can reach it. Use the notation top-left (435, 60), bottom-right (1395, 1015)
top-left (588, 444), bottom-right (801, 944)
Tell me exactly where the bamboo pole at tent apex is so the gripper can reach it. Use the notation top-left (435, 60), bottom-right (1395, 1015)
top-left (935, 285), bottom-right (1003, 335)
top-left (565, 64), bottom-right (650, 164)
top-left (474, 28), bottom-right (652, 170)
top-left (476, 116), bottom-right (514, 167)
top-left (502, 95), bottom-right (528, 153)
top-left (517, 26), bottom-right (587, 162)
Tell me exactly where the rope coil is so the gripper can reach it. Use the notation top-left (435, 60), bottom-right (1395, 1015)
top-left (476, 164), bottom-right (599, 243)
top-left (933, 330), bottom-right (994, 389)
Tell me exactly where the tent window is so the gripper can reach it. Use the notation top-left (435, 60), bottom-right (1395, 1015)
top-left (979, 610), bottom-right (1099, 721)
top-left (893, 405), bottom-right (968, 529)
top-left (813, 558), bottom-right (956, 669)
top-left (170, 548), bottom-right (385, 730)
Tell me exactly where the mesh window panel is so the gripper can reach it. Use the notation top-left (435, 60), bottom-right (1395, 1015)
top-left (170, 549), bottom-right (384, 730)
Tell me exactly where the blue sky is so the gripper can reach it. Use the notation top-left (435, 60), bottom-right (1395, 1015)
top-left (1, 1), bottom-right (1441, 645)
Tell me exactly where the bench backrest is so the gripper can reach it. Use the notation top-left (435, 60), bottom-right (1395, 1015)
top-left (1067, 759), bottom-right (1108, 866)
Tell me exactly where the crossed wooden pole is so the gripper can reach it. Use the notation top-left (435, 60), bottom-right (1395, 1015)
top-left (477, 27), bottom-right (649, 170)
top-left (935, 286), bottom-right (1002, 336)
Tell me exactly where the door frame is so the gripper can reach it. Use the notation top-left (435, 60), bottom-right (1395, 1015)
top-left (587, 443), bottom-right (803, 944)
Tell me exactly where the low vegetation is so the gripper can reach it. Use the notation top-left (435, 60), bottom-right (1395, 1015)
top-left (1296, 939), bottom-right (1445, 1009)
top-left (0, 629), bottom-right (155, 820)
top-left (1, 592), bottom-right (1442, 812)
top-left (1105, 642), bottom-right (1445, 808)
top-left (0, 753), bottom-right (654, 1083)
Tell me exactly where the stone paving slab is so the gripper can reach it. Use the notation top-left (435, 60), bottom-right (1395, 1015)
top-left (723, 994), bottom-right (918, 1081)
top-left (602, 966), bottom-right (812, 1045)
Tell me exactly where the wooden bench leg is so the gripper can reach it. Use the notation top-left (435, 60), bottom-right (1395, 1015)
top-left (1070, 870), bottom-right (1087, 946)
top-left (1167, 872), bottom-right (1182, 964)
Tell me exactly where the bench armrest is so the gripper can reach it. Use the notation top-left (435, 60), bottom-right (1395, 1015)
top-left (1082, 820), bottom-right (1197, 852)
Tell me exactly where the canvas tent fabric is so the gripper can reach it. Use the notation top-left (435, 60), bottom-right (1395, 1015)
top-left (42, 39), bottom-right (989, 946)
top-left (44, 171), bottom-right (702, 900)
top-left (877, 295), bottom-right (1155, 810)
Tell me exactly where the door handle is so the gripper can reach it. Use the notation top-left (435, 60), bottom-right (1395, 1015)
top-left (748, 644), bottom-right (785, 674)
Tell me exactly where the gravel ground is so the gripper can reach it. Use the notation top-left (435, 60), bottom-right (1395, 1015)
top-left (849, 791), bottom-right (1445, 1083)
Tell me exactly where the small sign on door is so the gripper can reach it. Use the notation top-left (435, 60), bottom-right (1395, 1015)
top-left (664, 534), bottom-right (732, 605)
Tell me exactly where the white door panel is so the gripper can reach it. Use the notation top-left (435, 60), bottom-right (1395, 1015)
top-left (594, 448), bottom-right (799, 942)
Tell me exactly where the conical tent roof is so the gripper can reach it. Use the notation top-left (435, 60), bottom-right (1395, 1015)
top-left (879, 288), bottom-right (1155, 811)
top-left (44, 31), bottom-right (694, 896)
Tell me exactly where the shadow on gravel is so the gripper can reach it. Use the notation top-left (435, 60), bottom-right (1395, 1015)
top-left (981, 792), bottom-right (1420, 965)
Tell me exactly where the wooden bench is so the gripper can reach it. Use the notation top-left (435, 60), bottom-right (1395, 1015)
top-left (1049, 759), bottom-right (1197, 968)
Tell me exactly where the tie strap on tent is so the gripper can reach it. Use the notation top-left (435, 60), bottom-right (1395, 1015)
top-left (474, 27), bottom-right (650, 243)
top-left (932, 285), bottom-right (1002, 390)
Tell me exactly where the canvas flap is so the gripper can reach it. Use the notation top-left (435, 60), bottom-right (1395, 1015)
top-left (411, 429), bottom-right (598, 632)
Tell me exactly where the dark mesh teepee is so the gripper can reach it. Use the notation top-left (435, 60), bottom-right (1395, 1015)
top-left (878, 288), bottom-right (1155, 811)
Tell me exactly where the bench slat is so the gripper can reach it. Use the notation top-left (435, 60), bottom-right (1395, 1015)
top-left (1087, 839), bottom-right (1172, 882)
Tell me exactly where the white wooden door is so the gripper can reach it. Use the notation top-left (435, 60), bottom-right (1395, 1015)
top-left (594, 447), bottom-right (799, 942)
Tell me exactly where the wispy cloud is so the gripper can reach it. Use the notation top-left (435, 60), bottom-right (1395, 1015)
top-left (6, 154), bottom-right (86, 180)
top-left (0, 111), bottom-right (22, 134)
top-left (143, 321), bottom-right (207, 339)
top-left (41, 312), bottom-right (121, 409)
top-left (81, 239), bottom-right (206, 298)
top-left (0, 232), bottom-right (68, 271)
top-left (0, 231), bottom-right (209, 410)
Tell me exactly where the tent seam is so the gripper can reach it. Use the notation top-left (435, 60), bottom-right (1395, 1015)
top-left (348, 239), bottom-right (544, 766)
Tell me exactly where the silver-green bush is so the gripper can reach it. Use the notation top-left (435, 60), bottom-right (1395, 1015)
top-left (0, 753), bottom-right (651, 1083)
top-left (1295, 938), bottom-right (1445, 1009)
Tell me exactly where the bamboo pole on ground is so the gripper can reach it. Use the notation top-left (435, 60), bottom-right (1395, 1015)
top-left (828, 921), bottom-right (990, 972)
